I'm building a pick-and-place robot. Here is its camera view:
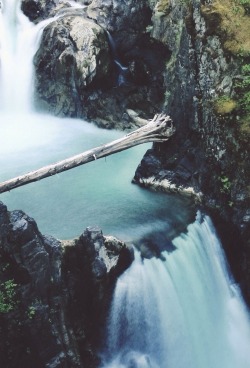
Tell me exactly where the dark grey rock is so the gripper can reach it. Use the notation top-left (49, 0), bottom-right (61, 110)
top-left (0, 203), bottom-right (133, 368)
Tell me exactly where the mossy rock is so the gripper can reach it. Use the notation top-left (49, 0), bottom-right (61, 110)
top-left (154, 0), bottom-right (171, 15)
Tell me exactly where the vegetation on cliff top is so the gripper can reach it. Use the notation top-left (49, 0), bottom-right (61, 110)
top-left (201, 0), bottom-right (250, 56)
top-left (202, 0), bottom-right (250, 137)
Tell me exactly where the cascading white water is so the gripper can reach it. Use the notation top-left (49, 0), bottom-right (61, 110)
top-left (101, 214), bottom-right (250, 368)
top-left (0, 0), bottom-right (53, 112)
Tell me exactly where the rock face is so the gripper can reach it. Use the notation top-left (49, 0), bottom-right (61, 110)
top-left (133, 0), bottom-right (250, 302)
top-left (21, 0), bottom-right (58, 22)
top-left (86, 0), bottom-right (152, 50)
top-left (0, 202), bottom-right (133, 368)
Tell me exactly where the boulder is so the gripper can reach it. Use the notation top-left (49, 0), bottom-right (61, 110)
top-left (34, 15), bottom-right (112, 117)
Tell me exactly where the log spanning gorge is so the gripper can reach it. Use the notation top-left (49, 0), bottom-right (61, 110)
top-left (0, 1), bottom-right (250, 368)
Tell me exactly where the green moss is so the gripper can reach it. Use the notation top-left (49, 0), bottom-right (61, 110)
top-left (214, 96), bottom-right (237, 115)
top-left (219, 175), bottom-right (232, 194)
top-left (234, 64), bottom-right (250, 118)
top-left (155, 0), bottom-right (170, 13)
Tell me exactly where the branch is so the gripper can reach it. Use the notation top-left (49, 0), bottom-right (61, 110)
top-left (0, 114), bottom-right (174, 194)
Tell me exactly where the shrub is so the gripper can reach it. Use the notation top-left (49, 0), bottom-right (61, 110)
top-left (0, 280), bottom-right (17, 313)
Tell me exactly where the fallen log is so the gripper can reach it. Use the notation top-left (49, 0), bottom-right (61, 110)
top-left (0, 114), bottom-right (174, 194)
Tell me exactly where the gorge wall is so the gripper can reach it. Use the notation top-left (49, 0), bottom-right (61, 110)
top-left (133, 0), bottom-right (250, 301)
top-left (21, 0), bottom-right (249, 300)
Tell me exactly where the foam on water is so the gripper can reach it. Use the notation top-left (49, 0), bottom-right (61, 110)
top-left (101, 214), bottom-right (250, 368)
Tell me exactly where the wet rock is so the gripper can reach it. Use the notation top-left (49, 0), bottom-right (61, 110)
top-left (34, 15), bottom-right (112, 117)
top-left (77, 226), bottom-right (134, 280)
top-left (135, 230), bottom-right (176, 261)
top-left (21, 0), bottom-right (58, 22)
top-left (30, 0), bottom-right (170, 127)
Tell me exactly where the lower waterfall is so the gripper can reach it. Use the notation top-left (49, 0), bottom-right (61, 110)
top-left (101, 213), bottom-right (250, 368)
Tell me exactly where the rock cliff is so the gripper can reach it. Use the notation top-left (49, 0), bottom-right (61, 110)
top-left (133, 0), bottom-right (250, 301)
top-left (0, 202), bottom-right (133, 367)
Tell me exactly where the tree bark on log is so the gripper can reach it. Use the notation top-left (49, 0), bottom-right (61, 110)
top-left (0, 114), bottom-right (174, 194)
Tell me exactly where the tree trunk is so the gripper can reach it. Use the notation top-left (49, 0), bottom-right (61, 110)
top-left (0, 114), bottom-right (174, 194)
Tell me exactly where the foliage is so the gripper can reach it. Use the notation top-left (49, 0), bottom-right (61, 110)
top-left (235, 64), bottom-right (250, 118)
top-left (242, 63), bottom-right (250, 74)
top-left (0, 280), bottom-right (17, 313)
top-left (236, 0), bottom-right (250, 14)
top-left (27, 306), bottom-right (36, 319)
top-left (241, 91), bottom-right (250, 112)
top-left (219, 176), bottom-right (232, 193)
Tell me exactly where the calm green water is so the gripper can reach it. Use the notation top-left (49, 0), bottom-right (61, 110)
top-left (0, 112), bottom-right (194, 240)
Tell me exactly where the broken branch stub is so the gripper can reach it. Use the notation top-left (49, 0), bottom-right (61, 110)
top-left (0, 114), bottom-right (174, 194)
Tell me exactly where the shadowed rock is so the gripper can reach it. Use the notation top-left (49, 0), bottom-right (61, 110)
top-left (0, 201), bottom-right (133, 368)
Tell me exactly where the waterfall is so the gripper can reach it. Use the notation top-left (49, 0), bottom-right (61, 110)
top-left (0, 0), bottom-right (53, 113)
top-left (101, 213), bottom-right (250, 368)
top-left (106, 31), bottom-right (129, 86)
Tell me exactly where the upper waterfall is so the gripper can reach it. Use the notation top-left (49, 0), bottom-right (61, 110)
top-left (0, 0), bottom-right (53, 113)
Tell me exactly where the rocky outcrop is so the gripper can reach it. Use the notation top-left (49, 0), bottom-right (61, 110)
top-left (0, 201), bottom-right (133, 368)
top-left (30, 0), bottom-right (170, 128)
